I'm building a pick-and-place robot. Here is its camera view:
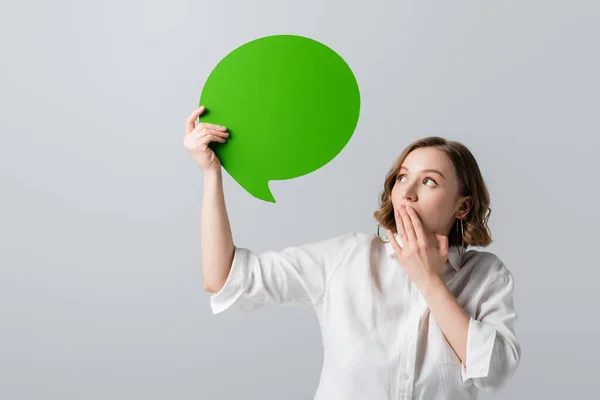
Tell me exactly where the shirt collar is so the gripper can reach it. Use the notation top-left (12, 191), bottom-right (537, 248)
top-left (384, 232), bottom-right (464, 272)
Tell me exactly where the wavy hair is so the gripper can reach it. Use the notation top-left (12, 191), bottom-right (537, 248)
top-left (373, 136), bottom-right (492, 249)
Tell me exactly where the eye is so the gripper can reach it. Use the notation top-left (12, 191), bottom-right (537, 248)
top-left (397, 174), bottom-right (437, 186)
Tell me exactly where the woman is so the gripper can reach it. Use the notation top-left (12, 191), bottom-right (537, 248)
top-left (185, 106), bottom-right (521, 400)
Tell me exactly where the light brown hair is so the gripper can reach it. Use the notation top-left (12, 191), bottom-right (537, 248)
top-left (373, 136), bottom-right (493, 249)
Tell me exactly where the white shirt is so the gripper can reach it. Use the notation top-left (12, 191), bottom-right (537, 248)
top-left (209, 231), bottom-right (521, 400)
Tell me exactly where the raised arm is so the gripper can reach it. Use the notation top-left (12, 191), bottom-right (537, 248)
top-left (183, 107), bottom-right (234, 292)
top-left (201, 168), bottom-right (234, 293)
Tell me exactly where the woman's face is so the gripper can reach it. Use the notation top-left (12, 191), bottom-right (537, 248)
top-left (391, 147), bottom-right (471, 239)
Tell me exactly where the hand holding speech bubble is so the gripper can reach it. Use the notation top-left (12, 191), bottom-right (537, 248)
top-left (198, 34), bottom-right (360, 203)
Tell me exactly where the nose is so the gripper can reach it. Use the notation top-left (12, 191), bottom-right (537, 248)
top-left (401, 187), bottom-right (416, 202)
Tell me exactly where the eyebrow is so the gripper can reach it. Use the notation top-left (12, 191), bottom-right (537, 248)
top-left (399, 166), bottom-right (445, 180)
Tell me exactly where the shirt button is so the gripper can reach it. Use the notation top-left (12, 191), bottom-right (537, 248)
top-left (403, 373), bottom-right (410, 380)
top-left (406, 334), bottom-right (412, 340)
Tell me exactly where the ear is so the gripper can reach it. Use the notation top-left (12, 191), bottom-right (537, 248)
top-left (457, 196), bottom-right (472, 219)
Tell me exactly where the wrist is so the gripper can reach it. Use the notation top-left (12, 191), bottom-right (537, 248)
top-left (417, 273), bottom-right (445, 296)
top-left (203, 165), bottom-right (222, 180)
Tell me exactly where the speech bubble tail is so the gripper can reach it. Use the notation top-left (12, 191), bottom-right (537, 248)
top-left (238, 177), bottom-right (276, 203)
top-left (251, 182), bottom-right (276, 203)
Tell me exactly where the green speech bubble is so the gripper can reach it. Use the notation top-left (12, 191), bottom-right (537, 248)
top-left (199, 34), bottom-right (360, 203)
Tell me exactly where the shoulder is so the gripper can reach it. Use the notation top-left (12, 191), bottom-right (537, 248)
top-left (327, 231), bottom-right (373, 252)
top-left (325, 231), bottom-right (372, 244)
top-left (312, 231), bottom-right (375, 259)
top-left (293, 231), bottom-right (370, 255)
top-left (462, 248), bottom-right (513, 284)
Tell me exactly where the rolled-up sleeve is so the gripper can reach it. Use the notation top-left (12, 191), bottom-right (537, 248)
top-left (460, 269), bottom-right (521, 392)
top-left (209, 232), bottom-right (357, 315)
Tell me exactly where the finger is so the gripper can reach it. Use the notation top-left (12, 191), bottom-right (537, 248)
top-left (399, 206), bottom-right (417, 245)
top-left (190, 135), bottom-right (225, 152)
top-left (405, 206), bottom-right (426, 244)
top-left (192, 124), bottom-right (228, 137)
top-left (396, 207), bottom-right (408, 245)
top-left (386, 229), bottom-right (403, 258)
top-left (435, 233), bottom-right (449, 255)
top-left (198, 122), bottom-right (228, 131)
top-left (185, 106), bottom-right (206, 136)
top-left (196, 128), bottom-right (230, 139)
top-left (199, 133), bottom-right (227, 145)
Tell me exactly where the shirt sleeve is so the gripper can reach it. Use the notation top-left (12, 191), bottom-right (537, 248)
top-left (209, 232), bottom-right (358, 315)
top-left (460, 268), bottom-right (521, 392)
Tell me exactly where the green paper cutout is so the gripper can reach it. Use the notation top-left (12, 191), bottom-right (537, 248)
top-left (199, 34), bottom-right (361, 203)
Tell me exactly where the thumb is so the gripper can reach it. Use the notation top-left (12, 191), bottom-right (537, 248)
top-left (434, 233), bottom-right (449, 256)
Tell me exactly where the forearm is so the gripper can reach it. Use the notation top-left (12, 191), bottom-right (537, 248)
top-left (419, 276), bottom-right (470, 366)
top-left (201, 167), bottom-right (235, 292)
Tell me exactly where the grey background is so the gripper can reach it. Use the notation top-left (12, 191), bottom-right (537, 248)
top-left (1, 0), bottom-right (598, 399)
